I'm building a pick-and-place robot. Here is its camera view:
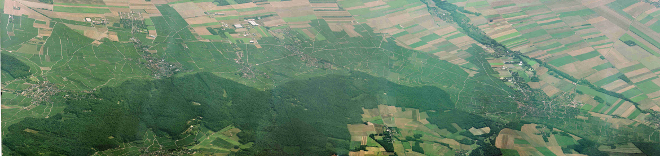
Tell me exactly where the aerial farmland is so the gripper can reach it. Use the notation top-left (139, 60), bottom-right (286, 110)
top-left (2, 0), bottom-right (660, 155)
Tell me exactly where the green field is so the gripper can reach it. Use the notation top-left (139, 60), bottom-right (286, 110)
top-left (535, 147), bottom-right (557, 156)
top-left (269, 25), bottom-right (289, 30)
top-left (201, 35), bottom-right (225, 40)
top-left (216, 16), bottom-right (240, 20)
top-left (255, 26), bottom-right (269, 37)
top-left (607, 0), bottom-right (636, 20)
top-left (465, 1), bottom-right (488, 7)
top-left (493, 3), bottom-right (515, 9)
top-left (594, 73), bottom-right (624, 86)
top-left (190, 126), bottom-right (240, 151)
top-left (551, 31), bottom-right (575, 39)
top-left (622, 89), bottom-right (643, 98)
top-left (338, 0), bottom-right (364, 8)
top-left (628, 110), bottom-right (642, 119)
top-left (2, 15), bottom-right (38, 51)
top-left (307, 28), bottom-right (326, 41)
top-left (517, 23), bottom-right (539, 31)
top-left (607, 100), bottom-right (626, 115)
top-left (629, 26), bottom-right (660, 50)
top-left (555, 135), bottom-right (577, 146)
top-left (581, 104), bottom-right (594, 111)
top-left (585, 36), bottom-right (608, 42)
top-left (503, 12), bottom-right (526, 18)
top-left (145, 18), bottom-right (154, 25)
top-left (420, 33), bottom-right (441, 42)
top-left (236, 7), bottom-right (264, 12)
top-left (215, 12), bottom-right (276, 21)
top-left (538, 42), bottom-right (563, 50)
top-left (636, 78), bottom-right (660, 94)
top-left (54, 3), bottom-right (129, 8)
top-left (558, 9), bottom-right (595, 17)
top-left (574, 51), bottom-right (600, 61)
top-left (523, 29), bottom-right (548, 39)
top-left (619, 33), bottom-right (660, 56)
top-left (631, 94), bottom-right (649, 102)
top-left (591, 103), bottom-right (605, 112)
top-left (501, 149), bottom-right (520, 156)
top-left (282, 14), bottom-right (318, 22)
top-left (592, 62), bottom-right (614, 71)
top-left (576, 85), bottom-right (619, 104)
top-left (494, 32), bottom-right (521, 42)
top-left (514, 138), bottom-right (530, 144)
top-left (34, 20), bottom-right (47, 24)
top-left (548, 55), bottom-right (575, 67)
top-left (209, 9), bottom-right (236, 13)
top-left (190, 22), bottom-right (221, 27)
top-left (224, 32), bottom-right (235, 42)
top-left (53, 6), bottom-right (111, 14)
top-left (226, 0), bottom-right (238, 5)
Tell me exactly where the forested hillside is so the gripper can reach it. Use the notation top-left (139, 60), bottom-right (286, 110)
top-left (3, 72), bottom-right (458, 155)
top-left (1, 53), bottom-right (31, 78)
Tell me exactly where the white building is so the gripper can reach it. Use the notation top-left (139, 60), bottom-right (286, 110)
top-left (248, 21), bottom-right (259, 26)
top-left (234, 24), bottom-right (243, 28)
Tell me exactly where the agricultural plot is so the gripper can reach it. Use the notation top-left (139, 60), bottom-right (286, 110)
top-left (171, 2), bottom-right (206, 18)
top-left (196, 2), bottom-right (276, 23)
top-left (450, 0), bottom-right (660, 125)
top-left (1, 15), bottom-right (39, 51)
top-left (295, 27), bottom-right (326, 40)
top-left (3, 14), bottom-right (149, 90)
top-left (188, 125), bottom-right (249, 153)
top-left (145, 18), bottom-right (156, 31)
top-left (495, 124), bottom-right (583, 156)
top-left (335, 0), bottom-right (482, 69)
top-left (53, 6), bottom-right (111, 14)
top-left (347, 105), bottom-right (474, 155)
top-left (54, 3), bottom-right (129, 8)
top-left (282, 14), bottom-right (317, 22)
top-left (5, 0), bottom-right (660, 155)
top-left (151, 4), bottom-right (196, 43)
top-left (41, 24), bottom-right (151, 90)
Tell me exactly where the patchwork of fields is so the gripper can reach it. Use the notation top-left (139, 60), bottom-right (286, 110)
top-left (496, 124), bottom-right (582, 156)
top-left (348, 105), bottom-right (478, 155)
top-left (4, 0), bottom-right (660, 155)
top-left (448, 0), bottom-right (660, 136)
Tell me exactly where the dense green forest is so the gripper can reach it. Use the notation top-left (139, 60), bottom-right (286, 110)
top-left (1, 53), bottom-right (32, 78)
top-left (2, 72), bottom-right (458, 155)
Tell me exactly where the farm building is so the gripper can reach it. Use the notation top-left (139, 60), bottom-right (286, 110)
top-left (248, 21), bottom-right (259, 26)
top-left (234, 24), bottom-right (243, 28)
